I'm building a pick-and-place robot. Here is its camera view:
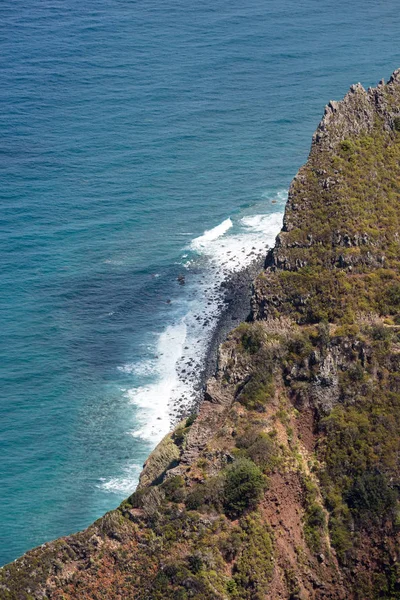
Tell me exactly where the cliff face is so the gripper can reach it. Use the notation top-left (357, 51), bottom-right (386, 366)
top-left (2, 72), bottom-right (400, 600)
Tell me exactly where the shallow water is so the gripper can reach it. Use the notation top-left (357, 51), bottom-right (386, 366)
top-left (1, 0), bottom-right (399, 565)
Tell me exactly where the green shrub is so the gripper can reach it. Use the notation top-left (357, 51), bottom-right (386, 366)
top-left (231, 514), bottom-right (274, 599)
top-left (126, 488), bottom-right (146, 508)
top-left (315, 321), bottom-right (330, 347)
top-left (347, 361), bottom-right (365, 382)
top-left (236, 426), bottom-right (262, 450)
top-left (345, 472), bottom-right (397, 521)
top-left (173, 416), bottom-right (196, 446)
top-left (188, 553), bottom-right (203, 574)
top-left (286, 333), bottom-right (313, 361)
top-left (329, 516), bottom-right (353, 560)
top-left (386, 282), bottom-right (400, 312)
top-left (241, 326), bottom-right (264, 354)
top-left (370, 324), bottom-right (392, 341)
top-left (306, 502), bottom-right (326, 528)
top-left (226, 579), bottom-right (238, 594)
top-left (219, 527), bottom-right (243, 562)
top-left (185, 413), bottom-right (197, 427)
top-left (341, 139), bottom-right (356, 153)
top-left (185, 476), bottom-right (224, 513)
top-left (300, 474), bottom-right (326, 552)
top-left (162, 476), bottom-right (185, 503)
top-left (237, 429), bottom-right (280, 473)
top-left (238, 373), bottom-right (275, 412)
top-left (173, 426), bottom-right (187, 446)
top-left (223, 459), bottom-right (266, 518)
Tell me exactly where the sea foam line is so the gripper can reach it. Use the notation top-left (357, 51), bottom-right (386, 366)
top-left (191, 217), bottom-right (233, 248)
top-left (100, 191), bottom-right (286, 493)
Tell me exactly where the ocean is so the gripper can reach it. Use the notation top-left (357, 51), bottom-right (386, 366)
top-left (0, 0), bottom-right (399, 566)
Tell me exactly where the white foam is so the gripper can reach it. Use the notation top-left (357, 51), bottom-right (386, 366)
top-left (101, 190), bottom-right (287, 494)
top-left (190, 211), bottom-right (283, 275)
top-left (126, 321), bottom-right (189, 443)
top-left (99, 463), bottom-right (142, 494)
top-left (126, 199), bottom-right (283, 444)
top-left (241, 213), bottom-right (280, 232)
top-left (118, 359), bottom-right (157, 377)
top-left (191, 217), bottom-right (233, 249)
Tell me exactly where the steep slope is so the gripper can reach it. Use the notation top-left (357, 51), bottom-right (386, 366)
top-left (1, 70), bottom-right (400, 600)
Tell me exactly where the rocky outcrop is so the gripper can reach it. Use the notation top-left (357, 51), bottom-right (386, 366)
top-left (312, 68), bottom-right (400, 150)
top-left (252, 71), bottom-right (400, 323)
top-left (138, 432), bottom-right (181, 487)
top-left (1, 70), bottom-right (400, 600)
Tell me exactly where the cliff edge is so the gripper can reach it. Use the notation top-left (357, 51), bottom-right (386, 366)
top-left (1, 71), bottom-right (400, 600)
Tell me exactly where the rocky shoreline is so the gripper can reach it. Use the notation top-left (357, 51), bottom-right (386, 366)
top-left (2, 70), bottom-right (400, 600)
top-left (171, 252), bottom-right (267, 424)
top-left (202, 254), bottom-right (265, 382)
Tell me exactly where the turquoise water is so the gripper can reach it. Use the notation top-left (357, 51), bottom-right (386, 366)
top-left (1, 0), bottom-right (399, 566)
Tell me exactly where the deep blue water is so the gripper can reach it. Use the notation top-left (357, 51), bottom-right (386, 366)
top-left (1, 0), bottom-right (399, 566)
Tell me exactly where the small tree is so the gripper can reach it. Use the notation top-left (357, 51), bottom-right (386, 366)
top-left (223, 459), bottom-right (266, 518)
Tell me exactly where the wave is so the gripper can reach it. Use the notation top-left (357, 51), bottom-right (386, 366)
top-left (191, 217), bottom-right (233, 249)
top-left (189, 211), bottom-right (283, 275)
top-left (100, 190), bottom-right (286, 493)
top-left (126, 321), bottom-right (189, 443)
top-left (99, 463), bottom-right (143, 494)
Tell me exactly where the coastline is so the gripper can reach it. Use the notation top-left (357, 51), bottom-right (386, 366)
top-left (202, 254), bottom-right (265, 382)
top-left (109, 210), bottom-right (285, 487)
top-left (3, 69), bottom-right (400, 599)
top-left (172, 252), bottom-right (267, 422)
top-left (165, 211), bottom-right (286, 428)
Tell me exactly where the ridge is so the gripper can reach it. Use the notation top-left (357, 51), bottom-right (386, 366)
top-left (1, 70), bottom-right (400, 600)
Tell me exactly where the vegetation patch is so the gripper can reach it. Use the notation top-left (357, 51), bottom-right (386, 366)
top-left (229, 513), bottom-right (274, 600)
top-left (223, 459), bottom-right (267, 519)
top-left (235, 428), bottom-right (281, 473)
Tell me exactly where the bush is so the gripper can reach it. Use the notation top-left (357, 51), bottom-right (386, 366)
top-left (185, 413), bottom-right (197, 427)
top-left (370, 324), bottom-right (392, 341)
top-left (341, 139), bottom-right (355, 153)
top-left (173, 415), bottom-right (196, 446)
top-left (345, 472), bottom-right (397, 521)
top-left (237, 429), bottom-right (280, 473)
top-left (316, 321), bottom-right (330, 347)
top-left (173, 425), bottom-right (187, 447)
top-left (231, 514), bottom-right (273, 599)
top-left (162, 476), bottom-right (185, 503)
top-left (236, 426), bottom-right (261, 450)
top-left (185, 476), bottom-right (224, 513)
top-left (219, 528), bottom-right (243, 562)
top-left (223, 459), bottom-right (266, 518)
top-left (241, 326), bottom-right (264, 354)
top-left (286, 334), bottom-right (313, 361)
top-left (347, 361), bottom-right (364, 382)
top-left (247, 435), bottom-right (280, 473)
top-left (238, 373), bottom-right (275, 412)
top-left (329, 516), bottom-right (352, 560)
top-left (306, 502), bottom-right (326, 528)
top-left (188, 553), bottom-right (203, 574)
top-left (386, 282), bottom-right (400, 312)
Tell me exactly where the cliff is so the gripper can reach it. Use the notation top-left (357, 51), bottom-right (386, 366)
top-left (1, 70), bottom-right (400, 600)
